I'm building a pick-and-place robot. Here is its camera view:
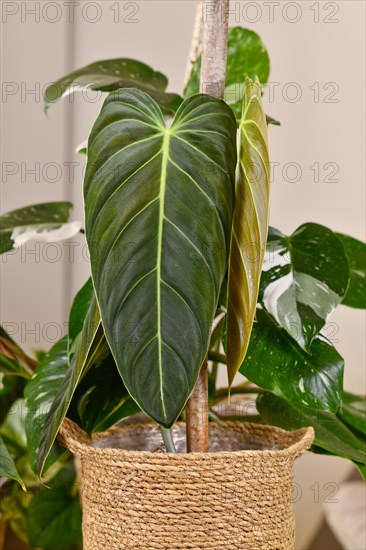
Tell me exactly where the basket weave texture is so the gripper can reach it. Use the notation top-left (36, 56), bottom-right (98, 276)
top-left (59, 418), bottom-right (313, 550)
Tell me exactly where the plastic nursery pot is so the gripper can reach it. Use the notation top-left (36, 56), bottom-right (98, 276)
top-left (59, 418), bottom-right (314, 550)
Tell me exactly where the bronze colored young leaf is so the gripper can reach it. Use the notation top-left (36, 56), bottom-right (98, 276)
top-left (226, 78), bottom-right (270, 384)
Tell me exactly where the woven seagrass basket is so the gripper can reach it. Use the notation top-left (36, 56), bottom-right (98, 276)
top-left (59, 418), bottom-right (313, 550)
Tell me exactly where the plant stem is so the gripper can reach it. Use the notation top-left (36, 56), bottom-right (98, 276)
top-left (214, 383), bottom-right (260, 400)
top-left (161, 428), bottom-right (177, 453)
top-left (185, 0), bottom-right (230, 453)
top-left (208, 350), bottom-right (227, 364)
top-left (186, 360), bottom-right (209, 452)
top-left (209, 410), bottom-right (221, 421)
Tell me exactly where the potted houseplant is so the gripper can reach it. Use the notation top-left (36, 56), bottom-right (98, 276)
top-left (1, 1), bottom-right (365, 548)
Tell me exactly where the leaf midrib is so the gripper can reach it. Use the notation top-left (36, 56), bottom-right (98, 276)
top-left (156, 129), bottom-right (170, 421)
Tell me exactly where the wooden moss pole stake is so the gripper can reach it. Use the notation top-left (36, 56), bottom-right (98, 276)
top-left (186, 0), bottom-right (230, 453)
top-left (183, 1), bottom-right (203, 87)
top-left (186, 359), bottom-right (209, 452)
top-left (199, 0), bottom-right (230, 99)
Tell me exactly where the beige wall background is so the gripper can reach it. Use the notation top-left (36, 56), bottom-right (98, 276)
top-left (1, 1), bottom-right (365, 548)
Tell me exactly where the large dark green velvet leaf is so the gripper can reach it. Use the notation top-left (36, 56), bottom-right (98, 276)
top-left (44, 58), bottom-right (182, 116)
top-left (84, 89), bottom-right (237, 427)
top-left (240, 309), bottom-right (343, 412)
top-left (226, 78), bottom-right (270, 384)
top-left (184, 27), bottom-right (270, 120)
top-left (336, 233), bottom-right (366, 308)
top-left (0, 202), bottom-right (80, 254)
top-left (260, 224), bottom-right (349, 351)
top-left (257, 392), bottom-right (366, 465)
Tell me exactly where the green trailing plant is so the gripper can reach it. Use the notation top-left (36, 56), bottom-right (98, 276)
top-left (0, 329), bottom-right (82, 549)
top-left (0, 22), bottom-right (365, 550)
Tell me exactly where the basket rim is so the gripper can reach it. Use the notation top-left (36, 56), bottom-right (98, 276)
top-left (59, 418), bottom-right (314, 461)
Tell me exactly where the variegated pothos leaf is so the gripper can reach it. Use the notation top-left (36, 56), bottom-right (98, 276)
top-left (44, 58), bottom-right (182, 116)
top-left (24, 337), bottom-right (69, 474)
top-left (260, 224), bottom-right (350, 350)
top-left (37, 292), bottom-right (102, 475)
top-left (0, 202), bottom-right (80, 254)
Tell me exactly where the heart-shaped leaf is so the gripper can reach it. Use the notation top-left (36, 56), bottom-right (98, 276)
top-left (240, 309), bottom-right (343, 412)
top-left (44, 58), bottom-right (183, 116)
top-left (0, 202), bottom-right (80, 254)
top-left (184, 27), bottom-right (270, 120)
top-left (260, 224), bottom-right (350, 351)
top-left (24, 337), bottom-right (69, 473)
top-left (36, 290), bottom-right (102, 475)
top-left (84, 89), bottom-right (237, 427)
top-left (257, 392), bottom-right (366, 464)
top-left (336, 233), bottom-right (366, 308)
top-left (226, 78), bottom-right (270, 384)
top-left (0, 434), bottom-right (25, 490)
